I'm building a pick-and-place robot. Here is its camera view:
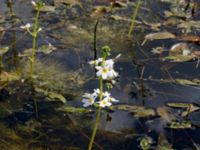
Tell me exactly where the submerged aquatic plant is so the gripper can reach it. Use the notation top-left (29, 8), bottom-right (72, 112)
top-left (82, 46), bottom-right (120, 150)
top-left (20, 0), bottom-right (44, 119)
top-left (20, 0), bottom-right (44, 79)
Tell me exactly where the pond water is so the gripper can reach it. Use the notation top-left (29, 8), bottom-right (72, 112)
top-left (1, 0), bottom-right (200, 149)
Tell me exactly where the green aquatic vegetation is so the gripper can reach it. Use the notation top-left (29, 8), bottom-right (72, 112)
top-left (57, 106), bottom-right (92, 113)
top-left (6, 0), bottom-right (18, 68)
top-left (19, 43), bottom-right (56, 57)
top-left (111, 104), bottom-right (156, 118)
top-left (20, 0), bottom-right (44, 79)
top-left (140, 136), bottom-right (153, 150)
top-left (156, 135), bottom-right (174, 150)
top-left (0, 46), bottom-right (9, 79)
top-left (0, 123), bottom-right (26, 150)
top-left (162, 55), bottom-right (193, 62)
top-left (35, 87), bottom-right (66, 103)
top-left (128, 0), bottom-right (141, 39)
top-left (19, 0), bottom-right (44, 118)
top-left (142, 31), bottom-right (176, 45)
top-left (22, 59), bottom-right (85, 98)
top-left (30, 1), bottom-right (43, 79)
top-left (169, 120), bottom-right (192, 129)
top-left (175, 79), bottom-right (200, 86)
top-left (167, 102), bottom-right (200, 117)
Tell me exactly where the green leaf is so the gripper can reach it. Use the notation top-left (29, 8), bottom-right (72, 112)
top-left (162, 55), bottom-right (193, 62)
top-left (37, 43), bottom-right (56, 54)
top-left (167, 103), bottom-right (194, 108)
top-left (140, 136), bottom-right (153, 150)
top-left (57, 106), bottom-right (92, 113)
top-left (111, 105), bottom-right (155, 118)
top-left (37, 5), bottom-right (56, 12)
top-left (47, 92), bottom-right (66, 103)
top-left (175, 79), bottom-right (199, 86)
top-left (169, 121), bottom-right (192, 129)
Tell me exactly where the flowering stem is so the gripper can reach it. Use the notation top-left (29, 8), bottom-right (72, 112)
top-left (29, 4), bottom-right (42, 79)
top-left (88, 76), bottom-right (103, 150)
top-left (29, 1), bottom-right (43, 119)
top-left (29, 0), bottom-right (44, 79)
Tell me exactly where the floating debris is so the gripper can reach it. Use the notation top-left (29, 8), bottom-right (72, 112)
top-left (167, 102), bottom-right (200, 117)
top-left (34, 5), bottom-right (56, 12)
top-left (169, 121), bottom-right (192, 129)
top-left (54, 0), bottom-right (81, 7)
top-left (169, 43), bottom-right (189, 56)
top-left (142, 31), bottom-right (176, 45)
top-left (111, 105), bottom-right (156, 118)
top-left (180, 34), bottom-right (200, 44)
top-left (152, 47), bottom-right (164, 54)
top-left (157, 107), bottom-right (175, 123)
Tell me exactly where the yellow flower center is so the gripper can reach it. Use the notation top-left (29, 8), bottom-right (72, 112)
top-left (102, 101), bottom-right (107, 105)
top-left (102, 68), bottom-right (107, 73)
top-left (89, 98), bottom-right (93, 103)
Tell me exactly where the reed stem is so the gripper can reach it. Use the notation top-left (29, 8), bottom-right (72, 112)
top-left (128, 0), bottom-right (141, 39)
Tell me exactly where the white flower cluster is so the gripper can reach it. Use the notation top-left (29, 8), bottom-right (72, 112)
top-left (82, 89), bottom-right (118, 108)
top-left (20, 23), bottom-right (32, 29)
top-left (31, 0), bottom-right (45, 7)
top-left (20, 23), bottom-right (42, 33)
top-left (89, 58), bottom-right (118, 80)
top-left (82, 55), bottom-right (120, 108)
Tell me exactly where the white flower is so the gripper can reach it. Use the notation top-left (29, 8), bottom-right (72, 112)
top-left (31, 1), bottom-right (37, 7)
top-left (107, 69), bottom-right (118, 79)
top-left (94, 88), bottom-right (100, 95)
top-left (106, 96), bottom-right (119, 102)
top-left (38, 28), bottom-right (42, 32)
top-left (89, 58), bottom-right (103, 66)
top-left (96, 64), bottom-right (118, 80)
top-left (82, 92), bottom-right (97, 107)
top-left (20, 23), bottom-right (32, 29)
top-left (103, 91), bottom-right (110, 97)
top-left (98, 99), bottom-right (112, 108)
top-left (104, 59), bottom-right (114, 69)
top-left (96, 66), bottom-right (110, 79)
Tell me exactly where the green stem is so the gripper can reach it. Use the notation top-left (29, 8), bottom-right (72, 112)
top-left (29, 1), bottom-right (43, 119)
top-left (128, 0), bottom-right (141, 39)
top-left (32, 85), bottom-right (39, 119)
top-left (7, 0), bottom-right (13, 16)
top-left (29, 6), bottom-right (41, 79)
top-left (88, 76), bottom-right (103, 150)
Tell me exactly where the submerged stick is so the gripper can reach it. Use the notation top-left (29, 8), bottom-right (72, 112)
top-left (128, 0), bottom-right (141, 39)
top-left (93, 19), bottom-right (99, 60)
